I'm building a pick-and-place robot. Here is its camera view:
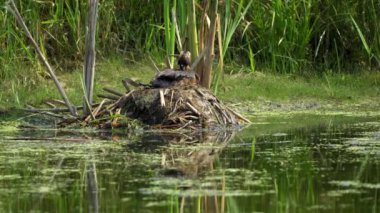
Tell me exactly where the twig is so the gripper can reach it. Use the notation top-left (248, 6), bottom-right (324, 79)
top-left (215, 103), bottom-right (232, 124)
top-left (170, 90), bottom-right (174, 108)
top-left (26, 108), bottom-right (71, 113)
top-left (44, 101), bottom-right (56, 108)
top-left (212, 102), bottom-right (226, 124)
top-left (39, 111), bottom-right (70, 119)
top-left (26, 104), bottom-right (76, 120)
top-left (183, 115), bottom-right (199, 120)
top-left (195, 88), bottom-right (206, 97)
top-left (185, 102), bottom-right (200, 115)
top-left (121, 79), bottom-right (131, 91)
top-left (83, 92), bottom-right (95, 120)
top-left (168, 98), bottom-right (181, 118)
top-left (160, 89), bottom-right (166, 107)
top-left (175, 120), bottom-right (193, 131)
top-left (92, 99), bottom-right (106, 118)
top-left (225, 106), bottom-right (251, 123)
top-left (6, 0), bottom-right (77, 117)
top-left (50, 99), bottom-right (66, 106)
top-left (148, 56), bottom-right (160, 74)
top-left (23, 101), bottom-right (112, 113)
top-left (44, 111), bottom-right (68, 119)
top-left (211, 107), bottom-right (222, 124)
top-left (102, 87), bottom-right (124, 97)
top-left (122, 78), bottom-right (149, 87)
top-left (97, 94), bottom-right (120, 100)
top-left (84, 99), bottom-right (105, 123)
top-left (191, 47), bottom-right (208, 70)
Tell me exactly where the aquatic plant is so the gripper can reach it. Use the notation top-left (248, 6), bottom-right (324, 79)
top-left (1, 0), bottom-right (379, 90)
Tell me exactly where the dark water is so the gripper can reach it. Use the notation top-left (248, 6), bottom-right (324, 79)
top-left (0, 113), bottom-right (380, 212)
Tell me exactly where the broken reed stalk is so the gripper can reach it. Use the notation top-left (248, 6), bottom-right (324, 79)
top-left (202, 0), bottom-right (218, 89)
top-left (44, 101), bottom-right (56, 108)
top-left (102, 87), bottom-right (124, 97)
top-left (191, 47), bottom-right (208, 70)
top-left (213, 14), bottom-right (224, 93)
top-left (171, 8), bottom-right (182, 51)
top-left (84, 99), bottom-right (104, 122)
top-left (80, 75), bottom-right (95, 119)
top-left (50, 99), bottom-right (66, 106)
top-left (97, 94), bottom-right (120, 100)
top-left (159, 90), bottom-right (166, 107)
top-left (6, 0), bottom-right (77, 117)
top-left (187, 0), bottom-right (199, 61)
top-left (225, 107), bottom-right (251, 123)
top-left (26, 105), bottom-right (72, 119)
top-left (92, 99), bottom-right (106, 117)
top-left (26, 107), bottom-right (72, 113)
top-left (24, 101), bottom-right (112, 114)
top-left (83, 0), bottom-right (99, 115)
top-left (148, 56), bottom-right (160, 74)
top-left (196, 0), bottom-right (208, 76)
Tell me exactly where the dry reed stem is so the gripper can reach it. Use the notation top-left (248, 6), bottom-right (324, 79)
top-left (225, 107), bottom-right (251, 123)
top-left (83, 0), bottom-right (99, 115)
top-left (148, 56), bottom-right (160, 74)
top-left (171, 8), bottom-right (182, 51)
top-left (103, 87), bottom-right (124, 97)
top-left (185, 102), bottom-right (200, 115)
top-left (6, 0), bottom-right (77, 116)
top-left (51, 99), bottom-right (66, 106)
top-left (160, 89), bottom-right (166, 107)
top-left (44, 102), bottom-right (56, 108)
top-left (97, 93), bottom-right (120, 100)
top-left (170, 90), bottom-right (174, 108)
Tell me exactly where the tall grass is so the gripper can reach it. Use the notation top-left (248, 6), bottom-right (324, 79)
top-left (163, 0), bottom-right (176, 67)
top-left (244, 0), bottom-right (315, 74)
top-left (212, 0), bottom-right (253, 91)
top-left (1, 0), bottom-right (379, 87)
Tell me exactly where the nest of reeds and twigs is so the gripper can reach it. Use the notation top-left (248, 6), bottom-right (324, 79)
top-left (116, 85), bottom-right (250, 129)
top-left (26, 83), bottom-right (250, 129)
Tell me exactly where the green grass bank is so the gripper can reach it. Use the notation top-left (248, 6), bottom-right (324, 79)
top-left (0, 57), bottom-right (379, 113)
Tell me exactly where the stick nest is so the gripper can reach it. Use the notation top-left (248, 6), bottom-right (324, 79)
top-left (121, 85), bottom-right (248, 128)
top-left (48, 85), bottom-right (249, 129)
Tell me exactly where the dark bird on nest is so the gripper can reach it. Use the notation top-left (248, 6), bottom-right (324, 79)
top-left (150, 51), bottom-right (199, 88)
top-left (177, 51), bottom-right (191, 71)
top-left (122, 51), bottom-right (199, 89)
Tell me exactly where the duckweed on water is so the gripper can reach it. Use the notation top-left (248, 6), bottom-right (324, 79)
top-left (0, 175), bottom-right (21, 180)
top-left (0, 113), bottom-right (379, 212)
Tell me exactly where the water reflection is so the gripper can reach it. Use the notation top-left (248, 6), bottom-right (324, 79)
top-left (87, 162), bottom-right (99, 213)
top-left (0, 114), bottom-right (379, 212)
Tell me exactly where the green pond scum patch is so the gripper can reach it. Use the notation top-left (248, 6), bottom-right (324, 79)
top-left (0, 110), bottom-right (380, 212)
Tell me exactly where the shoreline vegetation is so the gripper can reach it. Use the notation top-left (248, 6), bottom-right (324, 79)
top-left (1, 0), bottom-right (379, 76)
top-left (0, 0), bottom-right (379, 116)
top-left (0, 57), bottom-right (379, 115)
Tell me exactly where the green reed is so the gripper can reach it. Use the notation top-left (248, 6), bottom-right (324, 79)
top-left (1, 0), bottom-right (379, 88)
top-left (245, 0), bottom-right (315, 74)
top-left (163, 0), bottom-right (176, 67)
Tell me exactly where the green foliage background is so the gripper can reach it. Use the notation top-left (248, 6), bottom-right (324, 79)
top-left (0, 0), bottom-right (379, 81)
